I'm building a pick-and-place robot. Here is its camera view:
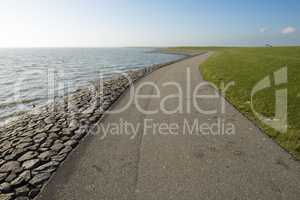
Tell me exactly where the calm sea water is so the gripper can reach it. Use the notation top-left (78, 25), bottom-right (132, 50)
top-left (0, 48), bottom-right (183, 122)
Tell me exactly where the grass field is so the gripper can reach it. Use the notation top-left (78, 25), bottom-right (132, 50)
top-left (166, 47), bottom-right (300, 159)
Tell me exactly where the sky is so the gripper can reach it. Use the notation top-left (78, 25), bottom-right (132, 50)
top-left (0, 0), bottom-right (299, 47)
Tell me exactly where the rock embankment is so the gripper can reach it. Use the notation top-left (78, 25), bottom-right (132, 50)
top-left (0, 58), bottom-right (186, 200)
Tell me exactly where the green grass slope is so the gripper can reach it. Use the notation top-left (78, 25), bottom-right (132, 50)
top-left (168, 47), bottom-right (300, 159)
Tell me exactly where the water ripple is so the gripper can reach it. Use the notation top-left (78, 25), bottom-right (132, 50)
top-left (0, 48), bottom-right (184, 121)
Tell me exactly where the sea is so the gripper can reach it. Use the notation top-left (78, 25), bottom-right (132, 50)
top-left (0, 48), bottom-right (183, 123)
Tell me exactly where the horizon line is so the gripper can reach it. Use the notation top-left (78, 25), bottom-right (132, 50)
top-left (1, 44), bottom-right (300, 49)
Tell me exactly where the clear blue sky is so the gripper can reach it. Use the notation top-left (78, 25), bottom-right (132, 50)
top-left (0, 0), bottom-right (299, 47)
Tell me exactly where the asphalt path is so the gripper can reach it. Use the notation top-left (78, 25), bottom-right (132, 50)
top-left (37, 53), bottom-right (300, 200)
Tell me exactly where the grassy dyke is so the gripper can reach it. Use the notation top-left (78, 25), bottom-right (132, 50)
top-left (166, 47), bottom-right (300, 159)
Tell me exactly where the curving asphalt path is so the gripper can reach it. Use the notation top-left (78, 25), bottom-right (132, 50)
top-left (37, 53), bottom-right (300, 200)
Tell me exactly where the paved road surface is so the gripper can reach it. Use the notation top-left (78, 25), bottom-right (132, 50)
top-left (37, 54), bottom-right (300, 200)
